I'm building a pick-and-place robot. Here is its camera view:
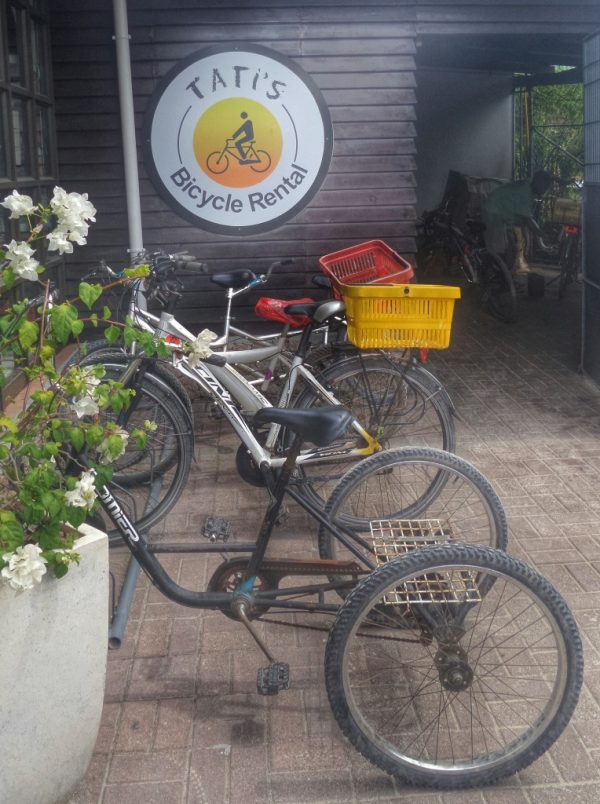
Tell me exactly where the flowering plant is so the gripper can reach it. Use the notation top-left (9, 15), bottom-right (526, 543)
top-left (0, 188), bottom-right (162, 591)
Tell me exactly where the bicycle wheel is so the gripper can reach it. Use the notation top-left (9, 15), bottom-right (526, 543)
top-left (291, 355), bottom-right (455, 504)
top-left (318, 447), bottom-right (507, 578)
top-left (92, 372), bottom-right (194, 544)
top-left (558, 236), bottom-right (577, 299)
top-left (325, 544), bottom-right (583, 789)
top-left (65, 344), bottom-right (194, 422)
top-left (206, 150), bottom-right (229, 174)
top-left (250, 149), bottom-right (272, 173)
top-left (478, 252), bottom-right (518, 323)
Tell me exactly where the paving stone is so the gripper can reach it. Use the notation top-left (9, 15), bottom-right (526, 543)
top-left (114, 700), bottom-right (158, 752)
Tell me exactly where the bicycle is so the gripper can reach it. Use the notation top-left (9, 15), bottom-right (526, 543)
top-left (92, 401), bottom-right (583, 790)
top-left (206, 138), bottom-right (271, 175)
top-left (70, 256), bottom-right (457, 537)
top-left (417, 205), bottom-right (517, 323)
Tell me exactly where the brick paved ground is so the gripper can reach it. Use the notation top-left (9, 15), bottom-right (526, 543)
top-left (68, 280), bottom-right (600, 804)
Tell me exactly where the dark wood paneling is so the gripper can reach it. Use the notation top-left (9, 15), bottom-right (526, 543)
top-left (51, 1), bottom-right (418, 329)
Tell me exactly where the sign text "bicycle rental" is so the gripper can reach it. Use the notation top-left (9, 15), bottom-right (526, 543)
top-left (169, 163), bottom-right (309, 215)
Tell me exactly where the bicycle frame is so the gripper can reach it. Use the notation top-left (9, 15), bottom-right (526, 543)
top-left (96, 436), bottom-right (374, 614)
top-left (122, 342), bottom-right (379, 472)
top-left (124, 273), bottom-right (331, 391)
top-left (103, 277), bottom-right (382, 468)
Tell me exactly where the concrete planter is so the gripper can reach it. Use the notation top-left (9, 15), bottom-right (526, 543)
top-left (0, 525), bottom-right (108, 804)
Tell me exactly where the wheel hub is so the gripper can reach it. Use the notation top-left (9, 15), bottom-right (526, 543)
top-left (434, 625), bottom-right (473, 691)
top-left (439, 659), bottom-right (474, 692)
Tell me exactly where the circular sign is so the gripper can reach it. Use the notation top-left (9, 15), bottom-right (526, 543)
top-left (143, 44), bottom-right (333, 235)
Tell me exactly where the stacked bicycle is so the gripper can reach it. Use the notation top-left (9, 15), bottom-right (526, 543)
top-left (416, 204), bottom-right (518, 322)
top-left (69, 241), bottom-right (583, 789)
top-left (70, 245), bottom-right (458, 539)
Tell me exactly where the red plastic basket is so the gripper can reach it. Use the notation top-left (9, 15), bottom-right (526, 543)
top-left (319, 240), bottom-right (415, 299)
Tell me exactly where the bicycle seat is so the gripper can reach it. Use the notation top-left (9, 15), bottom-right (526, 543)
top-left (311, 274), bottom-right (331, 289)
top-left (284, 301), bottom-right (322, 318)
top-left (286, 299), bottom-right (344, 324)
top-left (210, 269), bottom-right (257, 289)
top-left (253, 405), bottom-right (354, 447)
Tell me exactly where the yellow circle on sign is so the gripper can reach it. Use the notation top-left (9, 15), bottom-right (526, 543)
top-left (193, 98), bottom-right (283, 188)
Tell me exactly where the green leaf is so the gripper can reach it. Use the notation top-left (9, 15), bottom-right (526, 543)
top-left (0, 416), bottom-right (18, 433)
top-left (131, 429), bottom-right (148, 449)
top-left (107, 434), bottom-right (125, 459)
top-left (2, 268), bottom-right (16, 290)
top-left (78, 281), bottom-right (103, 310)
top-left (104, 325), bottom-right (121, 344)
top-left (123, 264), bottom-right (150, 279)
top-left (49, 303), bottom-right (78, 344)
top-left (0, 511), bottom-right (25, 548)
top-left (68, 427), bottom-right (85, 452)
top-left (63, 506), bottom-right (86, 528)
top-left (93, 466), bottom-right (113, 487)
top-left (85, 424), bottom-right (104, 447)
top-left (52, 562), bottom-right (69, 579)
top-left (41, 491), bottom-right (63, 519)
top-left (36, 521), bottom-right (62, 550)
top-left (89, 313), bottom-right (98, 328)
top-left (110, 393), bottom-right (124, 414)
top-left (102, 306), bottom-right (111, 320)
top-left (18, 319), bottom-right (39, 351)
top-left (70, 318), bottom-right (84, 338)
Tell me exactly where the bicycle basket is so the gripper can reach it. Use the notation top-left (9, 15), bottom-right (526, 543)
top-left (319, 240), bottom-right (415, 299)
top-left (341, 283), bottom-right (461, 350)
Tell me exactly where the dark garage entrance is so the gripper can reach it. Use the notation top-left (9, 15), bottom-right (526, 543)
top-left (415, 31), bottom-right (594, 381)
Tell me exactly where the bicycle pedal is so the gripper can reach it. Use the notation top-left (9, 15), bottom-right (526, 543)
top-left (201, 516), bottom-right (233, 543)
top-left (257, 662), bottom-right (290, 695)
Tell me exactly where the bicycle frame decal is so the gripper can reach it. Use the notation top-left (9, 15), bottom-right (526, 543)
top-left (143, 43), bottom-right (333, 235)
top-left (98, 486), bottom-right (140, 544)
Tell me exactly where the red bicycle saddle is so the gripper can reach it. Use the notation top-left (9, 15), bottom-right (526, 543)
top-left (254, 296), bottom-right (316, 327)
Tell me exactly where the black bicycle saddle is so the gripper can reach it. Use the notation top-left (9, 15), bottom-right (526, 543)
top-left (210, 269), bottom-right (257, 289)
top-left (253, 405), bottom-right (353, 447)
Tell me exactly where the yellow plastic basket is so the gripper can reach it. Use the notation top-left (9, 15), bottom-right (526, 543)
top-left (341, 283), bottom-right (461, 350)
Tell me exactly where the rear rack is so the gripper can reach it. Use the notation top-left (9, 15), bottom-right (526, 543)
top-left (368, 519), bottom-right (482, 605)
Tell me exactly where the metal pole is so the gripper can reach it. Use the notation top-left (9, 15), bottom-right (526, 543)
top-left (112, 0), bottom-right (144, 261)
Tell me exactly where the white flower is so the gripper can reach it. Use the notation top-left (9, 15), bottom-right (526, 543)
top-left (187, 329), bottom-right (217, 368)
top-left (50, 187), bottom-right (96, 224)
top-left (1, 544), bottom-right (47, 591)
top-left (46, 228), bottom-right (73, 255)
top-left (3, 239), bottom-right (40, 281)
top-left (47, 187), bottom-right (96, 254)
top-left (1, 190), bottom-right (36, 219)
top-left (71, 395), bottom-right (100, 418)
top-left (79, 367), bottom-right (102, 392)
top-left (65, 469), bottom-right (97, 510)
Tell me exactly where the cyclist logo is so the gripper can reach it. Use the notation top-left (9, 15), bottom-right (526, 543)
top-left (194, 98), bottom-right (281, 188)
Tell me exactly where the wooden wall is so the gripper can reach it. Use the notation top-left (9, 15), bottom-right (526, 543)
top-left (50, 0), bottom-right (417, 328)
top-left (49, 1), bottom-right (599, 329)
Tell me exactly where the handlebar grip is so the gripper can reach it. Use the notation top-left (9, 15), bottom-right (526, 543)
top-left (174, 258), bottom-right (208, 273)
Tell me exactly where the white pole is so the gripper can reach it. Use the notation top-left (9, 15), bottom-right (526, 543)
top-left (112, 0), bottom-right (144, 261)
